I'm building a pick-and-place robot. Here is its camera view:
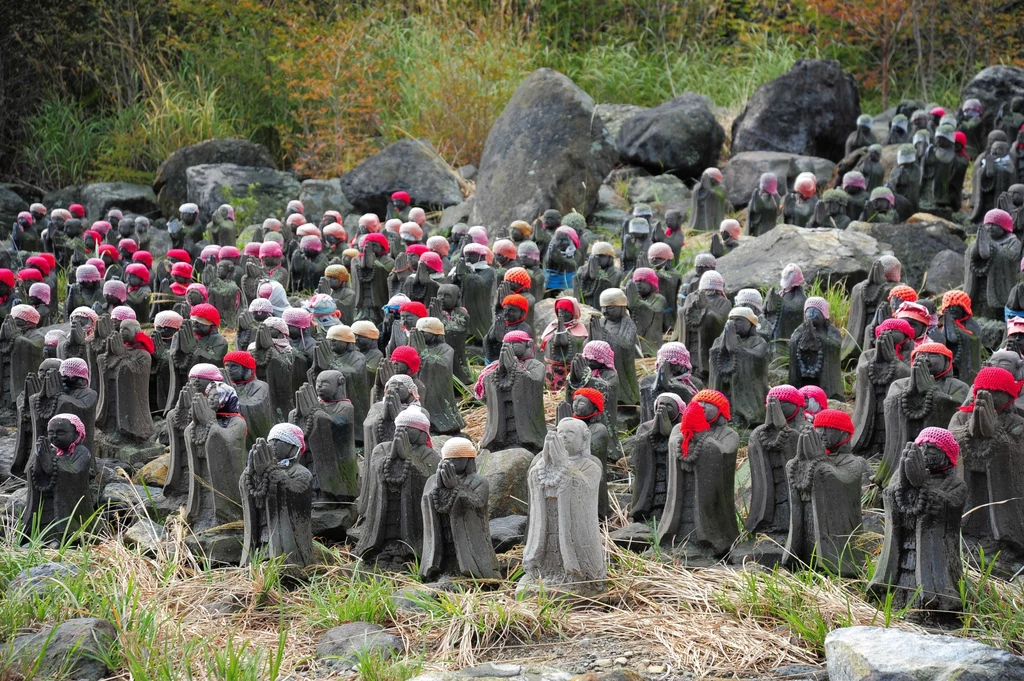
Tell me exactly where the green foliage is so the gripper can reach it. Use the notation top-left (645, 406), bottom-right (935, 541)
top-left (222, 185), bottom-right (262, 231)
top-left (18, 97), bottom-right (107, 188)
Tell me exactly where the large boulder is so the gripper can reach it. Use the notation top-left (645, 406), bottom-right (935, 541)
top-left (627, 174), bottom-right (691, 217)
top-left (964, 65), bottom-right (1024, 134)
top-left (825, 626), bottom-right (1024, 681)
top-left (477, 447), bottom-right (534, 518)
top-left (339, 138), bottom-right (463, 217)
top-left (595, 103), bottom-right (648, 141)
top-left (473, 68), bottom-right (619, 233)
top-left (848, 214), bottom-right (967, 290)
top-left (0, 186), bottom-right (29, 226)
top-left (723, 151), bottom-right (836, 207)
top-left (731, 59), bottom-right (861, 163)
top-left (298, 179), bottom-right (354, 223)
top-left (8, 562), bottom-right (82, 596)
top-left (153, 138), bottom-right (276, 217)
top-left (439, 196), bottom-right (476, 233)
top-left (5, 618), bottom-right (116, 681)
top-left (617, 93), bottom-right (725, 180)
top-left (42, 185), bottom-right (83, 210)
top-left (81, 182), bottom-right (159, 220)
top-left (315, 622), bottom-right (404, 671)
top-left (922, 249), bottom-right (966, 297)
top-left (186, 164), bottom-right (301, 223)
top-left (712, 225), bottom-right (881, 297)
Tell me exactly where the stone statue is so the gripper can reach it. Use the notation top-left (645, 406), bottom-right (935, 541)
top-left (782, 411), bottom-right (867, 576)
top-left (689, 168), bottom-right (728, 232)
top-left (747, 172), bottom-right (781, 237)
top-left (862, 284), bottom-right (919, 353)
top-left (353, 233), bottom-right (394, 325)
top-left (868, 428), bottom-right (966, 616)
top-left (567, 341), bottom-right (620, 434)
top-left (431, 284), bottom-right (471, 385)
top-left (657, 209), bottom-right (686, 264)
top-left (354, 406), bottom-right (439, 571)
top-left (920, 125), bottom-right (963, 217)
top-left (799, 385), bottom-right (827, 423)
top-left (240, 425), bottom-right (315, 568)
top-left (971, 131), bottom-right (1016, 223)
top-left (312, 325), bottom-right (370, 442)
top-left (543, 226), bottom-right (580, 295)
top-left (185, 382), bottom-right (249, 531)
top-left (411, 318), bottom-right (465, 435)
top-left (420, 437), bottom-right (500, 581)
top-left (163, 364), bottom-right (221, 497)
top-left (965, 209), bottom-right (1022, 320)
top-left (709, 219), bottom-right (740, 257)
top-left (519, 418), bottom-right (606, 596)
top-left (620, 218), bottom-right (653, 276)
top-left (782, 174), bottom-right (817, 227)
top-left (224, 350), bottom-right (273, 450)
top-left (12, 360), bottom-right (61, 477)
top-left (497, 267), bottom-right (536, 330)
top-left (841, 172), bottom-right (869, 221)
top-left (386, 301), bottom-right (427, 367)
top-left (540, 297), bottom-right (587, 390)
top-left (855, 144), bottom-right (885, 192)
top-left (885, 113), bottom-right (910, 145)
top-left (450, 243), bottom-right (495, 342)
top-left (22, 414), bottom-right (94, 542)
top-left (0, 305), bottom-right (44, 411)
top-left (565, 387), bottom-right (612, 519)
top-left (859, 187), bottom-right (900, 224)
top-left (851, 319), bottom-right (914, 459)
top-left (575, 242), bottom-right (621, 309)
top-left (997, 183), bottom-right (1024, 239)
top-left (352, 321), bottom-right (384, 385)
top-left (290, 234), bottom-right (329, 292)
top-left (938, 290), bottom-right (982, 384)
top-left (638, 342), bottom-right (700, 423)
top-left (746, 386), bottom-right (807, 543)
top-left (807, 189), bottom-right (852, 230)
top-left (517, 241), bottom-right (546, 303)
top-left (626, 268), bottom-right (667, 357)
top-left (251, 317), bottom-right (298, 424)
top-left (631, 392), bottom-right (684, 523)
top-left (679, 271), bottom-right (730, 382)
top-left (845, 256), bottom-right (901, 360)
top-left (659, 391), bottom-right (739, 558)
top-left (681, 253), bottom-right (717, 298)
top-left (948, 367), bottom-right (1024, 571)
top-left (592, 288), bottom-right (640, 413)
top-left (206, 260), bottom-right (241, 329)
top-left (124, 263), bottom-right (152, 322)
top-left (483, 294), bottom-right (533, 365)
top-left (709, 307), bottom-right (770, 428)
top-left (846, 114), bottom-right (877, 156)
top-left (321, 264), bottom-right (357, 325)
top-left (765, 264), bottom-right (807, 342)
top-left (166, 305), bottom-right (228, 413)
top-left (236, 299), bottom-right (271, 352)
top-left (475, 331), bottom-right (546, 454)
top-left (289, 371), bottom-right (358, 502)
top-left (788, 297), bottom-right (844, 401)
top-left (646, 243), bottom-right (681, 334)
top-left (877, 343), bottom-right (969, 488)
top-left (361, 374), bottom-right (421, 475)
top-left (889, 145), bottom-right (922, 214)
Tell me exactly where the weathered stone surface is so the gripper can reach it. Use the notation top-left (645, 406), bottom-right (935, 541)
top-left (124, 518), bottom-right (167, 553)
top-left (81, 182), bottom-right (159, 220)
top-left (9, 562), bottom-right (82, 595)
top-left (186, 163), bottom-right (301, 223)
top-left (315, 622), bottom-right (404, 669)
top-left (723, 151), bottom-right (836, 207)
top-left (0, 181), bottom-right (43, 204)
top-left (184, 525), bottom-right (244, 565)
top-left (339, 138), bottom-right (463, 216)
top-left (42, 185), bottom-right (84, 211)
top-left (626, 174), bottom-right (691, 215)
top-left (608, 521), bottom-right (654, 550)
top-left (595, 103), bottom-right (648, 141)
top-left (473, 68), bottom-right (618, 234)
top-left (825, 625), bottom-right (1024, 681)
top-left (705, 225), bottom-right (881, 296)
top-left (408, 663), bottom-right (573, 681)
top-left (6, 618), bottom-right (116, 681)
top-left (477, 448), bottom-right (534, 518)
top-left (0, 186), bottom-right (29, 227)
top-left (731, 59), bottom-right (861, 163)
top-left (299, 179), bottom-right (354, 222)
top-left (848, 216), bottom-right (966, 290)
top-left (100, 482), bottom-right (163, 509)
top-left (154, 138), bottom-right (276, 217)
top-left (440, 196), bottom-right (475, 233)
top-left (490, 514), bottom-right (528, 553)
top-left (591, 185), bottom-right (630, 232)
top-left (964, 65), bottom-right (1024, 133)
top-left (922, 249), bottom-right (966, 297)
top-left (134, 452), bottom-right (169, 487)
top-left (458, 165), bottom-right (478, 182)
top-left (3, 487), bottom-right (27, 524)
top-left (617, 93), bottom-right (724, 181)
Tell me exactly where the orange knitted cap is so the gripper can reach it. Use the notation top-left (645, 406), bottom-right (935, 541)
top-left (693, 389), bottom-right (731, 422)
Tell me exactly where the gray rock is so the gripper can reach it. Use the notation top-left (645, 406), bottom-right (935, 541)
top-left (617, 93), bottom-right (724, 181)
top-left (392, 585), bottom-right (436, 614)
top-left (608, 521), bottom-right (654, 550)
top-left (440, 196), bottom-right (476, 233)
top-left (473, 68), bottom-right (618, 235)
top-left (123, 518), bottom-right (167, 553)
top-left (339, 138), bottom-right (463, 216)
top-left (4, 487), bottom-right (28, 523)
top-left (0, 186), bottom-right (29, 227)
top-left (153, 138), bottom-right (276, 217)
top-left (490, 514), bottom-right (528, 552)
top-left (848, 216), bottom-right (966, 290)
top-left (184, 525), bottom-right (244, 565)
top-left (964, 65), bottom-right (1024, 135)
top-left (731, 59), bottom-right (861, 163)
top-left (458, 165), bottom-right (478, 182)
top-left (81, 182), bottom-right (159, 220)
top-left (9, 562), bottom-right (82, 596)
top-left (765, 664), bottom-right (827, 680)
top-left (595, 103), bottom-right (648, 141)
top-left (825, 625), bottom-right (1024, 680)
top-left (627, 174), bottom-right (691, 217)
top-left (477, 448), bottom-right (535, 518)
top-left (0, 181), bottom-right (43, 204)
top-left (923, 249), bottom-right (966, 297)
top-left (186, 163), bottom-right (301, 223)
top-left (6, 617), bottom-right (116, 681)
top-left (711, 225), bottom-right (881, 297)
top-left (315, 622), bottom-right (404, 669)
top-left (724, 151), bottom-right (836, 208)
top-left (100, 482), bottom-right (162, 509)
top-left (42, 185), bottom-right (84, 211)
top-left (311, 505), bottom-right (355, 542)
top-left (299, 179), bottom-right (354, 223)
top-left (407, 663), bottom-right (572, 681)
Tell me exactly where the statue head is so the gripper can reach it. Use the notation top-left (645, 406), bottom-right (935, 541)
top-left (64, 218), bottom-right (82, 239)
top-left (316, 370), bottom-right (346, 401)
top-left (896, 144), bottom-right (916, 167)
top-left (116, 218), bottom-right (133, 238)
top-left (983, 208), bottom-right (1013, 240)
top-left (268, 423), bottom-right (304, 464)
top-left (727, 307), bottom-right (758, 337)
top-left (856, 113), bottom-right (872, 132)
top-left (10, 305), bottom-right (39, 330)
top-left (47, 416), bottom-right (80, 452)
top-left (437, 284), bottom-right (459, 312)
top-left (119, 319), bottom-right (142, 345)
top-left (591, 242), bottom-right (615, 269)
top-left (869, 187), bottom-right (895, 214)
top-left (700, 167), bottom-right (723, 190)
top-left (190, 304), bottom-right (220, 338)
top-left (556, 417), bottom-right (591, 460)
top-left (985, 350), bottom-right (1024, 380)
top-left (911, 342), bottom-right (949, 378)
top-left (571, 387), bottom-right (604, 420)
top-left (59, 358), bottom-right (90, 391)
top-left (654, 393), bottom-right (684, 422)
top-left (416, 317), bottom-right (445, 347)
top-left (1009, 184), bottom-right (1024, 208)
top-left (599, 288), bottom-right (627, 321)
top-left (693, 389), bottom-right (730, 425)
top-left (812, 409), bottom-right (855, 453)
top-left (867, 144), bottom-right (882, 162)
top-left (542, 209), bottom-right (561, 230)
top-left (179, 203), bottom-right (199, 226)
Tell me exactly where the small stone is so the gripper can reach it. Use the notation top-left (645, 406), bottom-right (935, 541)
top-left (646, 665), bottom-right (666, 674)
top-left (315, 621), bottom-right (404, 670)
top-left (638, 659), bottom-right (651, 668)
top-left (579, 637), bottom-right (590, 649)
top-left (595, 659), bottom-right (613, 668)
top-left (7, 617), bottom-right (116, 681)
top-left (614, 658), bottom-right (628, 666)
top-left (9, 562), bottom-right (82, 596)
top-left (622, 651), bottom-right (634, 658)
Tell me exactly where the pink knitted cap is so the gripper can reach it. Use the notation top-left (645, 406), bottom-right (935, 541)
top-left (759, 172), bottom-right (778, 194)
top-left (656, 342), bottom-right (691, 370)
top-left (698, 270), bottom-right (724, 292)
top-left (503, 330), bottom-right (533, 344)
top-left (468, 225), bottom-right (489, 245)
top-left (648, 242), bottom-right (674, 261)
top-left (799, 385), bottom-right (828, 413)
top-left (59, 358), bottom-right (90, 381)
top-left (189, 363), bottom-right (223, 381)
top-left (103, 280), bottom-right (127, 301)
top-left (111, 306), bottom-right (136, 321)
top-left (11, 304), bottom-right (39, 325)
top-left (914, 427), bottom-right (960, 467)
top-left (879, 255), bottom-right (901, 282)
top-left (201, 245), bottom-right (221, 260)
top-left (269, 423), bottom-right (306, 454)
top-left (282, 307), bottom-right (311, 329)
top-left (50, 413), bottom-right (86, 447)
top-left (694, 253), bottom-right (716, 268)
top-left (29, 283), bottom-right (50, 304)
top-left (463, 243), bottom-right (490, 258)
top-left (720, 219), bottom-right (741, 239)
top-left (767, 384), bottom-right (806, 407)
top-left (259, 242), bottom-right (283, 258)
top-left (803, 296), bottom-right (829, 320)
top-left (555, 226), bottom-right (580, 248)
top-left (633, 267), bottom-right (660, 290)
top-left (842, 171), bottom-right (866, 190)
top-left (44, 330), bottom-right (64, 346)
top-left (300, 235), bottom-right (323, 251)
top-left (582, 340), bottom-right (615, 369)
top-left (985, 209), bottom-right (1014, 233)
top-left (154, 310), bottom-right (183, 329)
top-left (76, 265), bottom-right (102, 283)
top-left (781, 263), bottom-right (804, 291)
top-left (185, 283), bottom-right (208, 302)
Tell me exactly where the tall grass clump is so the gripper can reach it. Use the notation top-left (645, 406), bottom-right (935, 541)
top-left (19, 97), bottom-right (107, 188)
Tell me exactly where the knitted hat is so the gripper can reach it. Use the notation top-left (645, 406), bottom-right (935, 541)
top-left (420, 252), bottom-right (444, 273)
top-left (243, 243), bottom-right (262, 257)
top-left (875, 318), bottom-right (914, 339)
top-left (363, 233), bottom-right (390, 253)
top-left (879, 255), bottom-right (901, 282)
top-left (573, 387), bottom-right (605, 414)
top-left (504, 267), bottom-right (532, 288)
top-left (694, 253), bottom-right (716, 268)
top-left (799, 385), bottom-right (828, 413)
top-left (704, 167), bottom-right (723, 183)
top-left (323, 223), bottom-right (347, 240)
top-left (735, 288), bottom-right (763, 311)
top-left (509, 220), bottom-right (532, 237)
top-left (914, 427), bottom-right (960, 467)
top-left (592, 241), bottom-right (616, 257)
top-left (111, 306), bottom-right (136, 322)
top-left (427, 236), bottom-right (450, 256)
top-left (92, 220), bottom-right (112, 234)
top-left (720, 219), bottom-right (741, 239)
top-left (49, 413), bottom-right (86, 451)
top-left (305, 293), bottom-right (337, 315)
top-left (813, 409), bottom-right (854, 434)
top-left (286, 213), bottom-right (307, 228)
top-left (399, 222), bottom-right (423, 241)
top-left (296, 225), bottom-right (321, 238)
top-left (28, 283), bottom-right (50, 304)
top-left (870, 186), bottom-right (896, 206)
top-left (985, 209), bottom-right (1014, 233)
top-left (1009, 316), bottom-right (1024, 336)
top-left (910, 342), bottom-right (953, 378)
top-left (406, 244), bottom-right (429, 258)
top-left (269, 423), bottom-right (306, 454)
top-left (190, 303), bottom-right (221, 327)
top-left (11, 304), bottom-right (39, 325)
top-left (895, 301), bottom-right (931, 327)
top-left (582, 340), bottom-right (615, 369)
top-left (119, 239), bottom-right (139, 254)
top-left (88, 259), bottom-right (106, 277)
top-left (70, 307), bottom-right (99, 323)
top-left (656, 392), bottom-right (686, 415)
top-left (600, 288), bottom-right (628, 307)
top-left (517, 241), bottom-right (541, 259)
top-left (44, 329), bottom-right (65, 346)
top-left (224, 350), bottom-right (256, 371)
top-left (219, 246), bottom-right (241, 260)
top-left (468, 226), bottom-right (489, 245)
top-left (693, 389), bottom-right (731, 421)
top-left (391, 190), bottom-right (411, 204)
top-left (185, 283), bottom-right (208, 302)
top-left (679, 400), bottom-right (711, 459)
top-left (395, 405), bottom-right (431, 444)
top-left (17, 268), bottom-right (42, 282)
top-left (633, 267), bottom-right (660, 289)
top-left (698, 270), bottom-right (725, 293)
top-left (729, 306), bottom-right (759, 327)
top-left (628, 218), bottom-right (651, 235)
top-left (889, 285), bottom-right (918, 303)
top-left (326, 324), bottom-right (356, 342)
top-left (259, 242), bottom-right (284, 258)
top-left (781, 263), bottom-right (804, 291)
top-left (441, 437), bottom-right (477, 459)
top-left (324, 264), bottom-right (350, 282)
top-left (971, 366), bottom-right (1021, 399)
top-left (463, 243), bottom-right (491, 261)
top-left (171, 262), bottom-right (193, 279)
top-left (794, 174), bottom-right (817, 198)
top-left (300, 235), bottom-right (322, 251)
top-left (76, 265), bottom-right (102, 283)
top-left (759, 172), bottom-right (779, 194)
top-left (399, 301), bottom-right (428, 319)
top-left (656, 342), bottom-right (691, 370)
top-left (125, 263), bottom-right (150, 283)
top-left (842, 171), bottom-right (867, 190)
top-left (358, 213), bottom-right (380, 232)
top-left (189, 363), bottom-right (223, 381)
top-left (391, 345), bottom-right (421, 373)
top-left (25, 256), bottom-right (50, 275)
top-left (767, 384), bottom-right (806, 408)
top-left (282, 307), bottom-right (311, 329)
top-left (248, 298), bottom-right (273, 315)
top-left (492, 239), bottom-right (518, 259)
top-left (554, 297), bottom-right (579, 319)
top-left (0, 269), bottom-right (14, 288)
top-left (352, 320), bottom-right (380, 339)
top-left (803, 296), bottom-right (829, 320)
top-left (503, 330), bottom-right (533, 345)
top-left (59, 358), bottom-right (90, 381)
top-left (154, 310), bottom-right (183, 329)
top-left (98, 244), bottom-right (120, 261)
top-left (132, 332), bottom-right (155, 354)
top-left (555, 225), bottom-right (580, 248)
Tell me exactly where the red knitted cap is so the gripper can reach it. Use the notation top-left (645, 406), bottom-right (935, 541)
top-left (972, 366), bottom-right (1021, 399)
top-left (889, 285), bottom-right (918, 303)
top-left (940, 290), bottom-right (972, 318)
top-left (693, 389), bottom-right (731, 422)
top-left (224, 350), bottom-right (256, 371)
top-left (573, 387), bottom-right (605, 414)
top-left (363, 233), bottom-right (390, 252)
top-left (132, 332), bottom-right (155, 355)
top-left (189, 303), bottom-right (220, 327)
top-left (766, 384), bottom-right (806, 408)
top-left (875, 318), bottom-right (914, 339)
top-left (502, 294), bottom-right (529, 312)
top-left (391, 345), bottom-right (421, 374)
top-left (911, 342), bottom-right (953, 361)
top-left (399, 301), bottom-right (428, 318)
top-left (813, 409), bottom-right (854, 434)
